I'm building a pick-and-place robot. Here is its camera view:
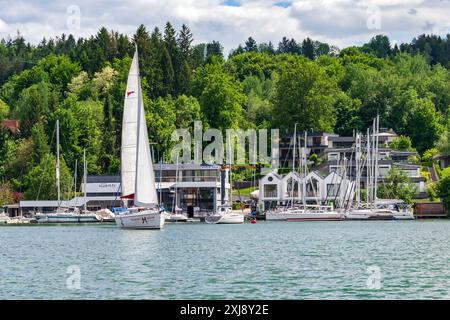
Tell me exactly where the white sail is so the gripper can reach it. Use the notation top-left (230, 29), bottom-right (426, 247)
top-left (134, 68), bottom-right (158, 207)
top-left (121, 51), bottom-right (140, 198)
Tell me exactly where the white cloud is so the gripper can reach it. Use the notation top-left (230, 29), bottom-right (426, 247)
top-left (0, 0), bottom-right (449, 54)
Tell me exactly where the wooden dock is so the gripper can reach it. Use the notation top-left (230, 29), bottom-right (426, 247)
top-left (414, 202), bottom-right (448, 219)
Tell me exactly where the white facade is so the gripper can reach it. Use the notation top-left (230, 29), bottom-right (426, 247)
top-left (259, 171), bottom-right (353, 210)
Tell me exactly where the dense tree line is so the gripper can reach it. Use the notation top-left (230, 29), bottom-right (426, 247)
top-left (0, 25), bottom-right (449, 202)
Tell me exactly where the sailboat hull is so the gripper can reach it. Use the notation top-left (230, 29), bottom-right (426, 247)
top-left (114, 209), bottom-right (165, 229)
top-left (266, 208), bottom-right (343, 221)
top-left (35, 213), bottom-right (101, 223)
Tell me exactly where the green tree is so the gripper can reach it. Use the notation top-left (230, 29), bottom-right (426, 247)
top-left (377, 167), bottom-right (417, 204)
top-left (175, 95), bottom-right (201, 129)
top-left (24, 153), bottom-right (72, 200)
top-left (389, 135), bottom-right (415, 151)
top-left (192, 62), bottom-right (246, 130)
top-left (0, 183), bottom-right (13, 205)
top-left (362, 35), bottom-right (392, 58)
top-left (437, 175), bottom-right (450, 215)
top-left (436, 126), bottom-right (450, 156)
top-left (333, 93), bottom-right (363, 136)
top-left (30, 122), bottom-right (50, 166)
top-left (404, 93), bottom-right (443, 153)
top-left (245, 37), bottom-right (258, 52)
top-left (100, 93), bottom-right (117, 172)
top-left (0, 98), bottom-right (9, 120)
top-left (302, 38), bottom-right (315, 59)
top-left (145, 96), bottom-right (177, 161)
top-left (271, 58), bottom-right (338, 133)
top-left (14, 82), bottom-right (56, 136)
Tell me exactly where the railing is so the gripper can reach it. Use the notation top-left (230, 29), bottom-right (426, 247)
top-left (157, 176), bottom-right (219, 183)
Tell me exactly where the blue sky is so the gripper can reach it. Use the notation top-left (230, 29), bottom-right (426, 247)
top-left (0, 0), bottom-right (449, 54)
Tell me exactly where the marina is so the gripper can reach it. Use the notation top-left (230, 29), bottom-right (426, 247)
top-left (1, 220), bottom-right (449, 300)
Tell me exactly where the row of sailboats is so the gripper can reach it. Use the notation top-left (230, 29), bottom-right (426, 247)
top-left (342, 116), bottom-right (414, 220)
top-left (265, 117), bottom-right (414, 221)
top-left (266, 123), bottom-right (343, 221)
top-left (35, 125), bottom-right (101, 223)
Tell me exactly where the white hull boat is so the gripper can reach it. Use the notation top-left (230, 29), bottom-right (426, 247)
top-left (0, 213), bottom-right (11, 224)
top-left (115, 208), bottom-right (164, 229)
top-left (205, 206), bottom-right (244, 224)
top-left (164, 212), bottom-right (188, 223)
top-left (345, 204), bottom-right (414, 221)
top-left (35, 212), bottom-right (101, 223)
top-left (266, 206), bottom-right (343, 221)
top-left (344, 208), bottom-right (395, 220)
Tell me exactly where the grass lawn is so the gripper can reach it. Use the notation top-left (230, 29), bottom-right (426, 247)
top-left (232, 186), bottom-right (257, 197)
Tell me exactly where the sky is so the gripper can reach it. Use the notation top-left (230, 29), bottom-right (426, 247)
top-left (0, 0), bottom-right (450, 54)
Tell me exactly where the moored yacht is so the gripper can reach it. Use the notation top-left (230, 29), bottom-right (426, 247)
top-left (205, 205), bottom-right (245, 224)
top-left (266, 205), bottom-right (343, 221)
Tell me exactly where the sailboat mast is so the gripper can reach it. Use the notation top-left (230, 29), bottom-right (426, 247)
top-left (302, 131), bottom-right (307, 209)
top-left (83, 149), bottom-right (87, 213)
top-left (371, 118), bottom-right (376, 208)
top-left (73, 159), bottom-right (77, 208)
top-left (173, 155), bottom-right (179, 212)
top-left (159, 154), bottom-right (164, 206)
top-left (56, 119), bottom-right (61, 208)
top-left (366, 127), bottom-right (370, 207)
top-left (374, 115), bottom-right (379, 209)
top-left (355, 133), bottom-right (360, 208)
top-left (134, 47), bottom-right (143, 207)
top-left (291, 123), bottom-right (297, 207)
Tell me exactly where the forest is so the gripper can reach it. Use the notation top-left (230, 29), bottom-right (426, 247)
top-left (0, 23), bottom-right (450, 204)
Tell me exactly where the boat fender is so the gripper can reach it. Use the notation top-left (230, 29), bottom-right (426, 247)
top-left (251, 218), bottom-right (257, 224)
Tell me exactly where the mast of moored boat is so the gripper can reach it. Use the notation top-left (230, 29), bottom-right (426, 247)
top-left (83, 149), bottom-right (87, 214)
top-left (374, 115), bottom-right (379, 209)
top-left (56, 119), bottom-right (61, 211)
top-left (355, 133), bottom-right (361, 208)
top-left (291, 123), bottom-right (297, 208)
top-left (302, 131), bottom-right (307, 209)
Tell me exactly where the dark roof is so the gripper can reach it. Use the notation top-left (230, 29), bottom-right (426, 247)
top-left (391, 150), bottom-right (418, 156)
top-left (87, 175), bottom-right (121, 183)
top-left (394, 163), bottom-right (421, 169)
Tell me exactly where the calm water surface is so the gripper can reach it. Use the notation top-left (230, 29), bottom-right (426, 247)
top-left (0, 220), bottom-right (449, 299)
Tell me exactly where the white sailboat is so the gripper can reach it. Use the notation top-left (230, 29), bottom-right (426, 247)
top-left (35, 124), bottom-right (100, 223)
top-left (344, 116), bottom-right (414, 220)
top-left (114, 48), bottom-right (164, 230)
top-left (205, 154), bottom-right (244, 224)
top-left (265, 126), bottom-right (342, 221)
top-left (205, 205), bottom-right (245, 224)
top-left (164, 156), bottom-right (188, 223)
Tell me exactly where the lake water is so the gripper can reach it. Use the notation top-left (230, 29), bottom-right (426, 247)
top-left (0, 220), bottom-right (449, 299)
